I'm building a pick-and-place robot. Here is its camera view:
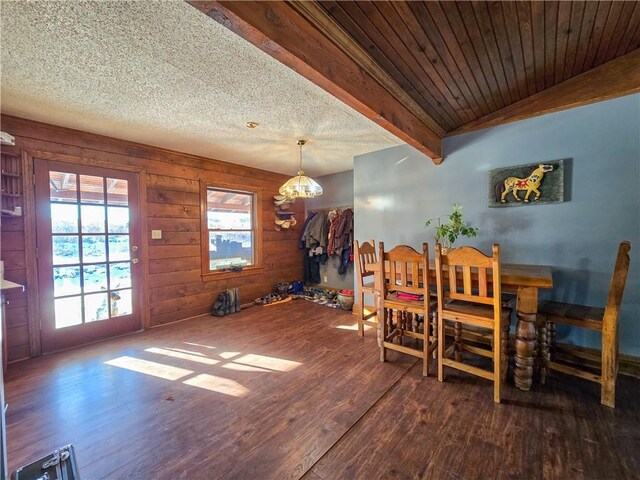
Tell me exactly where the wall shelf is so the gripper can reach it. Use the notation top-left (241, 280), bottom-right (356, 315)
top-left (0, 153), bottom-right (22, 212)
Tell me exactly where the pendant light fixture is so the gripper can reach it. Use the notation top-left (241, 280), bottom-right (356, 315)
top-left (278, 139), bottom-right (323, 199)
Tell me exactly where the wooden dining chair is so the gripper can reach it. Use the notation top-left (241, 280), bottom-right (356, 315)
top-left (378, 242), bottom-right (437, 376)
top-left (435, 244), bottom-right (511, 403)
top-left (539, 241), bottom-right (631, 408)
top-left (354, 240), bottom-right (379, 337)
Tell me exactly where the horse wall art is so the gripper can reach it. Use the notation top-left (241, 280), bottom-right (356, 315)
top-left (488, 160), bottom-right (566, 208)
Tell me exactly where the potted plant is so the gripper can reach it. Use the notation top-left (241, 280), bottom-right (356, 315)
top-left (425, 204), bottom-right (479, 250)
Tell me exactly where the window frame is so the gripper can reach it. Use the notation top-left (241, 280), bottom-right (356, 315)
top-left (200, 182), bottom-right (263, 280)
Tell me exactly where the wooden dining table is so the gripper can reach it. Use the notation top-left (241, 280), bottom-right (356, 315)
top-left (365, 260), bottom-right (553, 391)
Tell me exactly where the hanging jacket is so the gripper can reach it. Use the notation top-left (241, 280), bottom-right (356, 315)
top-left (305, 210), bottom-right (329, 249)
top-left (327, 210), bottom-right (340, 256)
top-left (333, 208), bottom-right (353, 254)
top-left (299, 211), bottom-right (317, 249)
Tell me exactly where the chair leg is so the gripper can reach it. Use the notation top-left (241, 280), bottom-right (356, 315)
top-left (373, 293), bottom-right (381, 347)
top-left (423, 314), bottom-right (429, 377)
top-left (357, 291), bottom-right (364, 337)
top-left (601, 321), bottom-right (618, 408)
top-left (379, 307), bottom-right (387, 362)
top-left (501, 320), bottom-right (510, 382)
top-left (411, 313), bottom-right (418, 333)
top-left (431, 312), bottom-right (438, 359)
top-left (437, 315), bottom-right (444, 382)
top-left (547, 319), bottom-right (556, 360)
top-left (454, 322), bottom-right (462, 362)
top-left (494, 324), bottom-right (502, 404)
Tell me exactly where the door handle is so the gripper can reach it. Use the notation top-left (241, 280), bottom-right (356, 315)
top-left (132, 258), bottom-right (139, 264)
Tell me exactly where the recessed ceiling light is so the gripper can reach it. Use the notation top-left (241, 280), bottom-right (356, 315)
top-left (245, 121), bottom-right (259, 129)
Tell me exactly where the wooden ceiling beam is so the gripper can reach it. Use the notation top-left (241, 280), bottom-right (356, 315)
top-left (449, 49), bottom-right (640, 136)
top-left (188, 1), bottom-right (444, 163)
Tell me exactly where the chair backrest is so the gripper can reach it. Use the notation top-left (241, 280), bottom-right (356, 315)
top-left (603, 241), bottom-right (632, 330)
top-left (378, 242), bottom-right (430, 301)
top-left (354, 239), bottom-right (376, 288)
top-left (434, 244), bottom-right (502, 318)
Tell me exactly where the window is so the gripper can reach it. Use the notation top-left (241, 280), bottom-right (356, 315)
top-left (201, 186), bottom-right (259, 275)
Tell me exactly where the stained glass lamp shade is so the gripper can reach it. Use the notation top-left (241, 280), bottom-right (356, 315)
top-left (278, 140), bottom-right (323, 199)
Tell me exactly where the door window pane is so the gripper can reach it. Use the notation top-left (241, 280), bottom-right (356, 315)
top-left (81, 205), bottom-right (106, 233)
top-left (107, 178), bottom-right (128, 206)
top-left (49, 172), bottom-right (77, 203)
top-left (111, 289), bottom-right (132, 317)
top-left (52, 236), bottom-right (80, 265)
top-left (51, 204), bottom-right (79, 234)
top-left (84, 292), bottom-right (109, 322)
top-left (208, 232), bottom-right (253, 270)
top-left (109, 262), bottom-right (131, 289)
top-left (107, 206), bottom-right (129, 233)
top-left (83, 264), bottom-right (107, 293)
top-left (53, 266), bottom-right (81, 297)
top-left (82, 235), bottom-right (107, 263)
top-left (80, 175), bottom-right (104, 204)
top-left (55, 296), bottom-right (82, 328)
top-left (108, 235), bottom-right (130, 261)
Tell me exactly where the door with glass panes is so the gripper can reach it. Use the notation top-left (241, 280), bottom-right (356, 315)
top-left (35, 160), bottom-right (142, 353)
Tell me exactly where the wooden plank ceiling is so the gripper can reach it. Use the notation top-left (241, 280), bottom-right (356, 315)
top-left (190, 1), bottom-right (640, 163)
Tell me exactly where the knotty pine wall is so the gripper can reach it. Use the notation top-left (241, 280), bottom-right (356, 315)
top-left (0, 115), bottom-right (304, 362)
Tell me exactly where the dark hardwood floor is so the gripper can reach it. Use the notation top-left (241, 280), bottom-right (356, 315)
top-left (6, 300), bottom-right (640, 479)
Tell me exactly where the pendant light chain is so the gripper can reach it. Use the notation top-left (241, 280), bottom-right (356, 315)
top-left (299, 142), bottom-right (303, 172)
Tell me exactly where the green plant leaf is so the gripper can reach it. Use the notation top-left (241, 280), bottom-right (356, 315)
top-left (425, 203), bottom-right (479, 247)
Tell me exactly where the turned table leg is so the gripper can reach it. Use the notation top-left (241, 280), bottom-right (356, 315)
top-left (514, 286), bottom-right (539, 391)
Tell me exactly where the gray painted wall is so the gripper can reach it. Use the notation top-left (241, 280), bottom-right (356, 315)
top-left (306, 170), bottom-right (354, 291)
top-left (354, 94), bottom-right (640, 356)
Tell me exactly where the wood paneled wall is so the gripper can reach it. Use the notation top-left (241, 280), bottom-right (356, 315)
top-left (0, 115), bottom-right (304, 362)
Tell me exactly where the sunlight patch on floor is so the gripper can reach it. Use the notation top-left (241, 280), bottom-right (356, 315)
top-left (221, 363), bottom-right (270, 373)
top-left (183, 374), bottom-right (249, 397)
top-left (336, 324), bottom-right (373, 331)
top-left (183, 342), bottom-right (217, 350)
top-left (219, 351), bottom-right (241, 359)
top-left (164, 347), bottom-right (207, 356)
top-left (105, 356), bottom-right (193, 380)
top-left (145, 347), bottom-right (220, 365)
top-left (234, 354), bottom-right (302, 372)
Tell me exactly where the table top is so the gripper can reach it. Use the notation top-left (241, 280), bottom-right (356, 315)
top-left (365, 260), bottom-right (553, 289)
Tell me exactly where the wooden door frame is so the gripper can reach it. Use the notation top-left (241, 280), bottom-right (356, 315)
top-left (23, 150), bottom-right (149, 356)
top-left (21, 150), bottom-right (41, 356)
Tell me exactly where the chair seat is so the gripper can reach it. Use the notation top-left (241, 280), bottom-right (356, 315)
top-left (539, 300), bottom-right (604, 330)
top-left (443, 300), bottom-right (511, 324)
top-left (383, 293), bottom-right (437, 314)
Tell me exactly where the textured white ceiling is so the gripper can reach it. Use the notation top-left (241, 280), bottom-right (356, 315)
top-left (0, 0), bottom-right (401, 176)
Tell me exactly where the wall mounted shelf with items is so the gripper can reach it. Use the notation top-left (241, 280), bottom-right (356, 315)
top-left (273, 194), bottom-right (297, 231)
top-left (1, 152), bottom-right (23, 217)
